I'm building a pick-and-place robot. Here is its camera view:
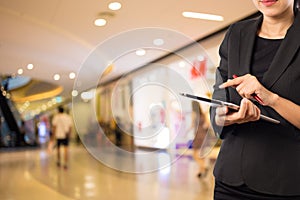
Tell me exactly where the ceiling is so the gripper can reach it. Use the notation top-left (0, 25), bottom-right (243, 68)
top-left (0, 0), bottom-right (258, 118)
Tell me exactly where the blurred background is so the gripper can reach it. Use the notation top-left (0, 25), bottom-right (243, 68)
top-left (0, 1), bottom-right (258, 199)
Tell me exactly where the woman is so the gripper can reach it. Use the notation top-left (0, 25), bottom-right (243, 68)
top-left (211, 0), bottom-right (300, 199)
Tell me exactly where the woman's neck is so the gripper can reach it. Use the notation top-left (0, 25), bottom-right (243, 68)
top-left (258, 13), bottom-right (294, 39)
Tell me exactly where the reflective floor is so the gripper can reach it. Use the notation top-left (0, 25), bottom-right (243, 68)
top-left (0, 144), bottom-right (219, 200)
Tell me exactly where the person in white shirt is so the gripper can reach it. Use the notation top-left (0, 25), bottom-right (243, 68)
top-left (52, 106), bottom-right (73, 169)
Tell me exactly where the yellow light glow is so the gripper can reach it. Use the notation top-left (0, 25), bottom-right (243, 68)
top-left (12, 86), bottom-right (63, 102)
top-left (103, 63), bottom-right (114, 76)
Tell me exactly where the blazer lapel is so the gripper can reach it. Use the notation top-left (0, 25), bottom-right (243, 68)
top-left (263, 14), bottom-right (300, 89)
top-left (238, 16), bottom-right (263, 76)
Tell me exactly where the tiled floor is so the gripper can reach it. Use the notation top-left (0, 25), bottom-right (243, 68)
top-left (0, 144), bottom-right (219, 200)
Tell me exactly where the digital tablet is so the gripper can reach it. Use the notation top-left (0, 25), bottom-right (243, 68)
top-left (180, 92), bottom-right (280, 124)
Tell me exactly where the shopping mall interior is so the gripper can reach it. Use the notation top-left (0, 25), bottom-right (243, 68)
top-left (0, 1), bottom-right (259, 199)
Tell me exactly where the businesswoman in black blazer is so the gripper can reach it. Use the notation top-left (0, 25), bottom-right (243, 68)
top-left (211, 0), bottom-right (300, 199)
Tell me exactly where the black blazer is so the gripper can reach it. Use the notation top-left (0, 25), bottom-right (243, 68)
top-left (211, 13), bottom-right (300, 195)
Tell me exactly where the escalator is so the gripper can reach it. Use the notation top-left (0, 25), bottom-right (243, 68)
top-left (0, 76), bottom-right (23, 147)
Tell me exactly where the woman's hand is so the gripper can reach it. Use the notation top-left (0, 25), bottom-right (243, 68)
top-left (219, 74), bottom-right (278, 106)
top-left (215, 98), bottom-right (261, 126)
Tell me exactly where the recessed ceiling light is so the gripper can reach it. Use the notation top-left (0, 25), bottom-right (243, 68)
top-left (69, 72), bottom-right (76, 79)
top-left (108, 2), bottom-right (122, 10)
top-left (94, 18), bottom-right (107, 26)
top-left (53, 74), bottom-right (60, 81)
top-left (52, 98), bottom-right (57, 104)
top-left (17, 68), bottom-right (23, 75)
top-left (47, 101), bottom-right (53, 107)
top-left (136, 49), bottom-right (146, 56)
top-left (27, 63), bottom-right (34, 70)
top-left (72, 90), bottom-right (78, 97)
top-left (153, 38), bottom-right (164, 46)
top-left (182, 11), bottom-right (224, 21)
top-left (81, 91), bottom-right (94, 101)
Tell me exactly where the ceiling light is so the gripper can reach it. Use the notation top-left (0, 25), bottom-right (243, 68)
top-left (27, 63), bottom-right (34, 70)
top-left (94, 18), bottom-right (107, 26)
top-left (182, 11), bottom-right (224, 21)
top-left (55, 96), bottom-right (62, 103)
top-left (47, 101), bottom-right (53, 107)
top-left (41, 105), bottom-right (47, 111)
top-left (17, 68), bottom-right (23, 75)
top-left (108, 2), bottom-right (122, 10)
top-left (179, 61), bottom-right (186, 68)
top-left (136, 49), bottom-right (146, 56)
top-left (52, 98), bottom-right (57, 104)
top-left (81, 91), bottom-right (94, 101)
top-left (72, 90), bottom-right (78, 97)
top-left (53, 74), bottom-right (60, 81)
top-left (153, 38), bottom-right (164, 46)
top-left (69, 72), bottom-right (76, 79)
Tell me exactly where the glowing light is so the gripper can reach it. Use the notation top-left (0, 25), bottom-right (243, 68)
top-left (182, 11), bottom-right (224, 21)
top-left (94, 18), bottom-right (107, 26)
top-left (27, 64), bottom-right (34, 70)
top-left (81, 90), bottom-right (94, 101)
top-left (136, 49), bottom-right (146, 56)
top-left (53, 74), bottom-right (60, 80)
top-left (17, 68), bottom-right (23, 75)
top-left (108, 2), bottom-right (122, 10)
top-left (72, 90), bottom-right (78, 97)
top-left (69, 72), bottom-right (76, 79)
top-left (179, 61), bottom-right (186, 68)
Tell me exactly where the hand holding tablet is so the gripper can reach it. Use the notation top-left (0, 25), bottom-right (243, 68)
top-left (179, 92), bottom-right (280, 124)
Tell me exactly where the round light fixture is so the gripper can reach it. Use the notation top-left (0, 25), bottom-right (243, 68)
top-left (17, 68), bottom-right (23, 75)
top-left (27, 63), bottom-right (34, 70)
top-left (136, 49), bottom-right (146, 56)
top-left (94, 18), bottom-right (107, 26)
top-left (108, 2), bottom-right (122, 10)
top-left (69, 72), bottom-right (76, 79)
top-left (53, 74), bottom-right (60, 81)
top-left (72, 90), bottom-right (78, 97)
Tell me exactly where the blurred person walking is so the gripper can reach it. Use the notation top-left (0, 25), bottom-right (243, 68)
top-left (190, 101), bottom-right (209, 178)
top-left (52, 106), bottom-right (73, 169)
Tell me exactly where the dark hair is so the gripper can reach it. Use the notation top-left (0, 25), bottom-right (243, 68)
top-left (294, 0), bottom-right (300, 14)
top-left (58, 106), bottom-right (64, 113)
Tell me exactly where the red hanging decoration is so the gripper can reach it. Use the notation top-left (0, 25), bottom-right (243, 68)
top-left (190, 56), bottom-right (207, 79)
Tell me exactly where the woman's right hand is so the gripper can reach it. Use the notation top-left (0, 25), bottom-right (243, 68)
top-left (215, 98), bottom-right (261, 126)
